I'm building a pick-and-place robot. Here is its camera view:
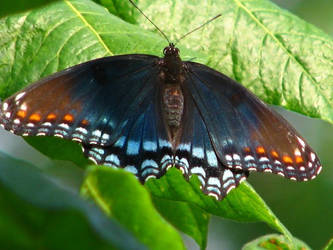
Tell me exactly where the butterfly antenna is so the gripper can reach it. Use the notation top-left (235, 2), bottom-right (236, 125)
top-left (174, 14), bottom-right (221, 45)
top-left (129, 0), bottom-right (171, 44)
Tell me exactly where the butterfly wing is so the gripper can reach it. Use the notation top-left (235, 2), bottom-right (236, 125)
top-left (175, 88), bottom-right (248, 199)
top-left (83, 80), bottom-right (174, 182)
top-left (184, 61), bottom-right (322, 182)
top-left (0, 55), bottom-right (160, 147)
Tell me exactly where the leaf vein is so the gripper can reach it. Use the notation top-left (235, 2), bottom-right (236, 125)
top-left (64, 0), bottom-right (113, 56)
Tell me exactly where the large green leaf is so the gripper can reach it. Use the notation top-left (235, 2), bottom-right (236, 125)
top-left (0, 152), bottom-right (145, 250)
top-left (81, 166), bottom-right (185, 250)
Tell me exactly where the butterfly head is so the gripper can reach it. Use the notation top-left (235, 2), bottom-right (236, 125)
top-left (163, 43), bottom-right (180, 57)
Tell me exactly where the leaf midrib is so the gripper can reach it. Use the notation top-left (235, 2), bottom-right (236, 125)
top-left (64, 0), bottom-right (114, 56)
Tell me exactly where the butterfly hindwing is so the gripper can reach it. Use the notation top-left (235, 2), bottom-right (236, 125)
top-left (0, 55), bottom-right (160, 147)
top-left (185, 61), bottom-right (321, 181)
top-left (175, 89), bottom-right (248, 199)
top-left (83, 82), bottom-right (174, 182)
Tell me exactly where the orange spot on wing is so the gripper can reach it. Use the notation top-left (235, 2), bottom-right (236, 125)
top-left (282, 155), bottom-right (293, 164)
top-left (47, 113), bottom-right (57, 120)
top-left (271, 150), bottom-right (279, 158)
top-left (29, 113), bottom-right (41, 122)
top-left (295, 156), bottom-right (303, 164)
top-left (256, 146), bottom-right (265, 154)
top-left (244, 147), bottom-right (251, 153)
top-left (81, 119), bottom-right (89, 126)
top-left (16, 110), bottom-right (26, 118)
top-left (63, 114), bottom-right (74, 123)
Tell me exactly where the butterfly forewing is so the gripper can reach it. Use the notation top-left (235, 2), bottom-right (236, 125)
top-left (0, 55), bottom-right (160, 147)
top-left (185, 61), bottom-right (322, 181)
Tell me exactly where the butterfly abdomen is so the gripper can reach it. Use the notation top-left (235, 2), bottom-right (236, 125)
top-left (162, 85), bottom-right (184, 128)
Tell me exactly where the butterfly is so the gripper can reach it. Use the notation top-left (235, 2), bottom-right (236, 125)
top-left (0, 40), bottom-right (322, 200)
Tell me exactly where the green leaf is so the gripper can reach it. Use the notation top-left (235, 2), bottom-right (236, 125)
top-left (134, 0), bottom-right (333, 125)
top-left (0, 152), bottom-right (145, 250)
top-left (146, 168), bottom-right (293, 242)
top-left (92, 0), bottom-right (139, 24)
top-left (151, 196), bottom-right (210, 249)
top-left (242, 234), bottom-right (311, 250)
top-left (324, 238), bottom-right (333, 250)
top-left (81, 166), bottom-right (185, 250)
top-left (25, 136), bottom-right (90, 167)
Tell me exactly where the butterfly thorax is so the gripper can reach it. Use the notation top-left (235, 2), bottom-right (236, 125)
top-left (160, 43), bottom-right (185, 140)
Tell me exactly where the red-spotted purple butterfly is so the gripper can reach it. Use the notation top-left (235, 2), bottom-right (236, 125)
top-left (0, 3), bottom-right (322, 200)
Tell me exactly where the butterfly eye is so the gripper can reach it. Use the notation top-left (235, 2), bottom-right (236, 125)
top-left (163, 47), bottom-right (168, 55)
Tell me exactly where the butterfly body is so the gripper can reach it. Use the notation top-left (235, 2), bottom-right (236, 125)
top-left (0, 43), bottom-right (322, 200)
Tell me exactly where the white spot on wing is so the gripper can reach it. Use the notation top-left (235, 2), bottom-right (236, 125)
top-left (88, 156), bottom-right (98, 164)
top-left (225, 154), bottom-right (232, 161)
top-left (141, 159), bottom-right (158, 170)
top-left (190, 166), bottom-right (206, 177)
top-left (178, 143), bottom-right (191, 152)
top-left (233, 154), bottom-right (240, 161)
top-left (294, 148), bottom-right (301, 156)
top-left (42, 122), bottom-right (52, 127)
top-left (310, 152), bottom-right (316, 162)
top-left (208, 177), bottom-right (221, 188)
top-left (15, 92), bottom-right (26, 101)
top-left (159, 139), bottom-right (171, 148)
top-left (105, 154), bottom-right (120, 166)
top-left (92, 130), bottom-right (102, 137)
top-left (127, 140), bottom-right (140, 155)
top-left (297, 136), bottom-right (306, 148)
top-left (20, 102), bottom-right (27, 111)
top-left (192, 147), bottom-right (204, 159)
top-left (206, 150), bottom-right (218, 167)
top-left (259, 157), bottom-right (269, 162)
top-left (245, 155), bottom-right (255, 161)
top-left (75, 127), bottom-right (88, 134)
top-left (2, 102), bottom-right (8, 111)
top-left (222, 169), bottom-right (233, 181)
top-left (58, 123), bottom-right (70, 130)
top-left (143, 140), bottom-right (157, 151)
top-left (102, 133), bottom-right (110, 140)
top-left (124, 165), bottom-right (138, 175)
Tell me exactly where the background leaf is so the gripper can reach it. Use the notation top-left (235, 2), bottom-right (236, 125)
top-left (0, 0), bottom-right (58, 17)
top-left (0, 152), bottom-right (145, 250)
top-left (81, 166), bottom-right (185, 250)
